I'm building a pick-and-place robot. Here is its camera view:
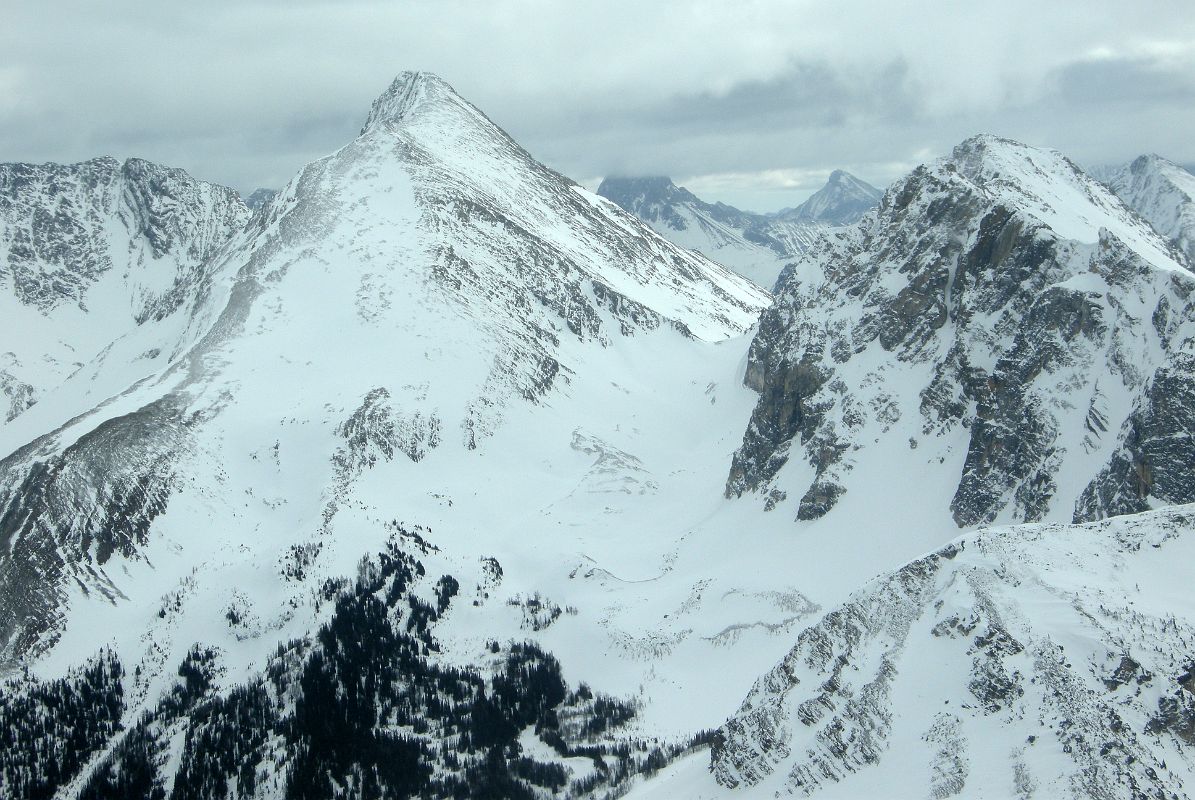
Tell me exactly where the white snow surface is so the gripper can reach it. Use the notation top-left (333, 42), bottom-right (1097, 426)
top-left (639, 505), bottom-right (1195, 798)
top-left (1104, 153), bottom-right (1195, 266)
top-left (0, 157), bottom-right (250, 426)
top-left (2, 78), bottom-right (1193, 800)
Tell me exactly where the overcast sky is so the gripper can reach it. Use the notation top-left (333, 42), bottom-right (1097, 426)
top-left (3, 1), bottom-right (1194, 211)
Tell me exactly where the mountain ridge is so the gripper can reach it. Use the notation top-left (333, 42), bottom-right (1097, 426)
top-left (0, 155), bottom-right (249, 425)
top-left (2, 74), bottom-right (1194, 800)
top-left (727, 133), bottom-right (1194, 528)
top-left (711, 503), bottom-right (1195, 798)
top-left (596, 170), bottom-right (880, 289)
top-left (1103, 153), bottom-right (1195, 267)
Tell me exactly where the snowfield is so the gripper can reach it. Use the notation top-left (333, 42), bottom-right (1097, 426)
top-left (0, 73), bottom-right (1193, 799)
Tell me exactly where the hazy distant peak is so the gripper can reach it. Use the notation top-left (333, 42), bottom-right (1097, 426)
top-left (594, 176), bottom-right (694, 212)
top-left (1106, 152), bottom-right (1195, 265)
top-left (243, 187), bottom-right (278, 211)
top-left (781, 168), bottom-right (881, 225)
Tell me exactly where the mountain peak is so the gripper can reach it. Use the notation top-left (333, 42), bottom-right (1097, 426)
top-left (243, 187), bottom-right (278, 211)
top-left (595, 176), bottom-right (684, 209)
top-left (362, 71), bottom-right (461, 132)
top-left (947, 133), bottom-right (1083, 188)
top-left (781, 168), bottom-right (881, 225)
top-left (925, 134), bottom-right (1188, 271)
top-left (951, 132), bottom-right (1025, 158)
top-left (947, 134), bottom-right (1092, 187)
top-left (1128, 152), bottom-right (1187, 177)
top-left (1130, 153), bottom-right (1157, 172)
top-left (1110, 153), bottom-right (1195, 264)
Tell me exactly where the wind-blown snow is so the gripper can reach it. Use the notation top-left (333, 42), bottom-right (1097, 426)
top-left (1, 77), bottom-right (1193, 800)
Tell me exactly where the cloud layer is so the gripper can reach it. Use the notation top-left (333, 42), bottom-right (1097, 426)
top-left (3, 0), bottom-right (1193, 210)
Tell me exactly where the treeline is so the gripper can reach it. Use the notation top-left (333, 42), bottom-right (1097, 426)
top-left (0, 650), bottom-right (124, 800)
top-left (1, 531), bottom-right (646, 799)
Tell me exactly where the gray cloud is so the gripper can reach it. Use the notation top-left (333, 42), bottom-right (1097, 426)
top-left (2, 1), bottom-right (1193, 211)
top-left (1051, 54), bottom-right (1195, 107)
top-left (625, 59), bottom-right (923, 134)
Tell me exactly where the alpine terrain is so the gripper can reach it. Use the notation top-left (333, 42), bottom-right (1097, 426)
top-left (0, 73), bottom-right (1193, 800)
top-left (0, 158), bottom-right (250, 425)
top-left (597, 171), bottom-right (881, 290)
top-left (1102, 154), bottom-right (1195, 267)
top-left (727, 135), bottom-right (1195, 527)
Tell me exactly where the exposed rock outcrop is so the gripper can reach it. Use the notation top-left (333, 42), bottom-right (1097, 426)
top-left (713, 505), bottom-right (1195, 798)
top-left (727, 135), bottom-right (1195, 527)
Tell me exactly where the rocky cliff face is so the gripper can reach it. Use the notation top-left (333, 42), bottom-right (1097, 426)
top-left (1076, 352), bottom-right (1195, 520)
top-left (727, 135), bottom-right (1195, 527)
top-left (712, 504), bottom-right (1195, 799)
top-left (0, 157), bottom-right (250, 423)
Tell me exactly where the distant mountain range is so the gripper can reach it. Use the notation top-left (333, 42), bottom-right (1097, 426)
top-left (597, 170), bottom-right (881, 289)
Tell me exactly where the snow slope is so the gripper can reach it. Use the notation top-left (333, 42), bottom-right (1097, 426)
top-left (1104, 154), bottom-right (1195, 267)
top-left (0, 157), bottom-right (249, 425)
top-left (620, 505), bottom-right (1195, 799)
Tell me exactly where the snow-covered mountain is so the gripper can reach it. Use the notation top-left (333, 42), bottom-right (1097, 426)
top-left (0, 66), bottom-right (770, 667)
top-left (0, 157), bottom-right (249, 424)
top-left (594, 176), bottom-right (807, 289)
top-left (2, 76), bottom-right (1193, 800)
top-left (596, 171), bottom-right (880, 290)
top-left (727, 135), bottom-right (1195, 528)
top-left (775, 168), bottom-right (882, 226)
top-left (1102, 154), bottom-right (1195, 267)
top-left (0, 72), bottom-right (776, 798)
top-left (710, 504), bottom-right (1195, 798)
